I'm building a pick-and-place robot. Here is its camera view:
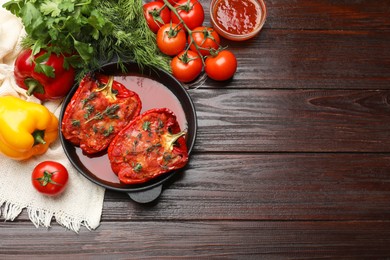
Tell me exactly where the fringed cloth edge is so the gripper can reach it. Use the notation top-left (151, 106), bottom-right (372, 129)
top-left (0, 198), bottom-right (95, 233)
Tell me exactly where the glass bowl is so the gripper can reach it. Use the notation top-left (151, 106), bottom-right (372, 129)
top-left (209, 0), bottom-right (267, 41)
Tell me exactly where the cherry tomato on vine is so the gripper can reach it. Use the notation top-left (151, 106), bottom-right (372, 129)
top-left (157, 23), bottom-right (187, 56)
top-left (171, 0), bottom-right (204, 30)
top-left (32, 161), bottom-right (69, 196)
top-left (205, 50), bottom-right (237, 81)
top-left (189, 26), bottom-right (221, 56)
top-left (143, 2), bottom-right (171, 33)
top-left (171, 50), bottom-right (203, 83)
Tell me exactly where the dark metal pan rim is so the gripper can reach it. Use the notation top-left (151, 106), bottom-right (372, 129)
top-left (59, 61), bottom-right (197, 203)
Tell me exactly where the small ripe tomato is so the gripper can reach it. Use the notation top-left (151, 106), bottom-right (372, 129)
top-left (171, 0), bottom-right (204, 30)
top-left (156, 23), bottom-right (187, 56)
top-left (205, 50), bottom-right (237, 81)
top-left (171, 50), bottom-right (203, 83)
top-left (143, 2), bottom-right (171, 33)
top-left (32, 161), bottom-right (69, 196)
top-left (189, 26), bottom-right (221, 56)
top-left (157, 0), bottom-right (178, 5)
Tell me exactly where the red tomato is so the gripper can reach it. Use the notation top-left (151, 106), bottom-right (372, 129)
top-left (205, 50), bottom-right (237, 81)
top-left (143, 2), bottom-right (171, 33)
top-left (32, 161), bottom-right (69, 196)
top-left (189, 26), bottom-right (221, 56)
top-left (157, 0), bottom-right (178, 5)
top-left (171, 50), bottom-right (203, 83)
top-left (156, 23), bottom-right (187, 56)
top-left (171, 0), bottom-right (204, 30)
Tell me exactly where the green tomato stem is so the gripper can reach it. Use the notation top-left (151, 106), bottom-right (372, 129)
top-left (35, 170), bottom-right (62, 187)
top-left (163, 0), bottom-right (205, 66)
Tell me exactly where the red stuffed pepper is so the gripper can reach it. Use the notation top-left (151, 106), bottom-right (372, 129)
top-left (14, 49), bottom-right (75, 101)
top-left (108, 108), bottom-right (188, 184)
top-left (61, 73), bottom-right (142, 154)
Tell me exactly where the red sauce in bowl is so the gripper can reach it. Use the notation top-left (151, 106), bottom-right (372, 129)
top-left (210, 0), bottom-right (266, 41)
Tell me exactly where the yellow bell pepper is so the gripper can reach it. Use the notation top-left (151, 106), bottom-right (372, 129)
top-left (0, 96), bottom-right (58, 160)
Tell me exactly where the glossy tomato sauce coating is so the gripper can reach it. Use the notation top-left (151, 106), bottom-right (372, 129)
top-left (214, 0), bottom-right (262, 35)
top-left (108, 108), bottom-right (188, 185)
top-left (61, 74), bottom-right (142, 154)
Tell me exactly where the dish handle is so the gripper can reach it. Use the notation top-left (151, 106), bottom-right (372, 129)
top-left (127, 185), bottom-right (162, 203)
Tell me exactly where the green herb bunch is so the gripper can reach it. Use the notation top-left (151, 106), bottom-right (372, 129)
top-left (3, 0), bottom-right (171, 79)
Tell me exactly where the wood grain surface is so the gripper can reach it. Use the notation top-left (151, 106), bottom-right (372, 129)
top-left (1, 0), bottom-right (390, 258)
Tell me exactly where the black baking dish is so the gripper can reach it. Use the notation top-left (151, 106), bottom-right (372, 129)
top-left (59, 61), bottom-right (197, 203)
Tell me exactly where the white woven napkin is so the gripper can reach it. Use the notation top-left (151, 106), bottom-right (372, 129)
top-left (0, 3), bottom-right (105, 232)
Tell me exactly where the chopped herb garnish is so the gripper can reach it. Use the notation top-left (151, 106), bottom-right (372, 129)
top-left (142, 121), bottom-right (151, 131)
top-left (85, 104), bottom-right (119, 123)
top-left (155, 119), bottom-right (165, 134)
top-left (146, 143), bottom-right (162, 153)
top-left (133, 163), bottom-right (142, 173)
top-left (84, 104), bottom-right (95, 119)
top-left (163, 153), bottom-right (173, 162)
top-left (157, 119), bottom-right (164, 129)
top-left (105, 104), bottom-right (120, 118)
top-left (81, 92), bottom-right (97, 107)
top-left (71, 119), bottom-right (80, 127)
top-left (85, 104), bottom-right (95, 114)
top-left (133, 139), bottom-right (139, 153)
top-left (103, 125), bottom-right (114, 137)
top-left (108, 114), bottom-right (120, 119)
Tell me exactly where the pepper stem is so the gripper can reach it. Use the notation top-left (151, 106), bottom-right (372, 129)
top-left (24, 78), bottom-right (45, 96)
top-left (32, 130), bottom-right (46, 145)
top-left (95, 76), bottom-right (117, 100)
top-left (165, 130), bottom-right (186, 151)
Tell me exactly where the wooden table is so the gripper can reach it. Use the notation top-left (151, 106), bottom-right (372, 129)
top-left (2, 0), bottom-right (390, 258)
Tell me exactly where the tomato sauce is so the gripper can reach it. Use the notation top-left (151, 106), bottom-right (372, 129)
top-left (72, 75), bottom-right (188, 186)
top-left (213, 0), bottom-right (263, 35)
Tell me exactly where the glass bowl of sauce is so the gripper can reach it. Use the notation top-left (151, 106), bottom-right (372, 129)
top-left (210, 0), bottom-right (267, 41)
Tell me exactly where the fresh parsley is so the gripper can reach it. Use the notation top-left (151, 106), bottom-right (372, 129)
top-left (2, 0), bottom-right (171, 79)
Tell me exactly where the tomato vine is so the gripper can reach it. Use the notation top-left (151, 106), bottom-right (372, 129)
top-left (143, 0), bottom-right (238, 83)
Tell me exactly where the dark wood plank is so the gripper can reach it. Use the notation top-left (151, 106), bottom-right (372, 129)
top-left (190, 89), bottom-right (390, 152)
top-left (12, 153), bottom-right (390, 222)
top-left (1, 220), bottom-right (390, 258)
top-left (264, 0), bottom-right (390, 30)
top-left (202, 29), bottom-right (390, 90)
top-left (101, 153), bottom-right (390, 221)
